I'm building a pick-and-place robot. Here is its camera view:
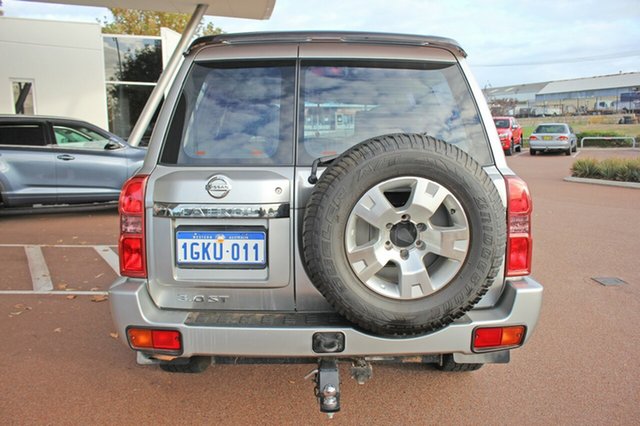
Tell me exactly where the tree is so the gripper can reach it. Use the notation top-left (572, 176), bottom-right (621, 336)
top-left (100, 8), bottom-right (222, 36)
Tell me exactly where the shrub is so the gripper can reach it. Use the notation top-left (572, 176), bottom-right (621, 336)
top-left (571, 157), bottom-right (640, 183)
top-left (571, 158), bottom-right (600, 178)
top-left (598, 159), bottom-right (623, 180)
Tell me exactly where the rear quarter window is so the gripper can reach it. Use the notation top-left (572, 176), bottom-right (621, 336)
top-left (0, 123), bottom-right (47, 146)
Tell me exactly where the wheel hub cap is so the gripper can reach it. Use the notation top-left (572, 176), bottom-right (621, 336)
top-left (390, 221), bottom-right (417, 248)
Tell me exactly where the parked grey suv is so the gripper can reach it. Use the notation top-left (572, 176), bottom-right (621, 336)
top-left (0, 115), bottom-right (145, 208)
top-left (109, 32), bottom-right (543, 415)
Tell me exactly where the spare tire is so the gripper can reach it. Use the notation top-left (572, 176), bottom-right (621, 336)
top-left (302, 134), bottom-right (506, 336)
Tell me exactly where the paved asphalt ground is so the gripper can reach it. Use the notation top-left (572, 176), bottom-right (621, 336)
top-left (0, 149), bottom-right (638, 425)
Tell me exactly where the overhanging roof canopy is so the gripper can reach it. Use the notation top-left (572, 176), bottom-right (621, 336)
top-left (21, 0), bottom-right (276, 19)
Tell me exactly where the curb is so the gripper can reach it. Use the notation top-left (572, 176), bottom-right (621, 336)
top-left (563, 176), bottom-right (640, 189)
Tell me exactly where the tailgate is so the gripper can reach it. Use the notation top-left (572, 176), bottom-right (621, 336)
top-left (145, 166), bottom-right (294, 311)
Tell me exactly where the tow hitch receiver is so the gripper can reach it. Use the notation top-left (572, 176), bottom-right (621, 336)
top-left (305, 358), bottom-right (374, 418)
top-left (309, 359), bottom-right (341, 417)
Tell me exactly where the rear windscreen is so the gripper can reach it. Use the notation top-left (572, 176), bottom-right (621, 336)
top-left (161, 61), bottom-right (295, 166)
top-left (534, 125), bottom-right (568, 134)
top-left (161, 59), bottom-right (492, 166)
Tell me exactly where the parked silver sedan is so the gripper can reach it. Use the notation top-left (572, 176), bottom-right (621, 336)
top-left (0, 115), bottom-right (146, 207)
top-left (529, 122), bottom-right (577, 156)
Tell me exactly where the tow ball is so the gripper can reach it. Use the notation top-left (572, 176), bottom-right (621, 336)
top-left (305, 358), bottom-right (373, 418)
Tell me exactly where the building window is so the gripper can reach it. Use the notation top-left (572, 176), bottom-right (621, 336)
top-left (12, 80), bottom-right (36, 115)
top-left (103, 36), bottom-right (163, 142)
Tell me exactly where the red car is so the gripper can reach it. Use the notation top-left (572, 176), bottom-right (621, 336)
top-left (493, 116), bottom-right (523, 156)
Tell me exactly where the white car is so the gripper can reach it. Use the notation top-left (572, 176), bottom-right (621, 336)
top-left (529, 123), bottom-right (577, 155)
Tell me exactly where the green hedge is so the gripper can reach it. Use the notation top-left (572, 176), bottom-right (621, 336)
top-left (571, 157), bottom-right (640, 182)
top-left (576, 131), bottom-right (638, 148)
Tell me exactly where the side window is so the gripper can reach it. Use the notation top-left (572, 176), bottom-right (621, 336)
top-left (0, 124), bottom-right (47, 147)
top-left (53, 125), bottom-right (112, 149)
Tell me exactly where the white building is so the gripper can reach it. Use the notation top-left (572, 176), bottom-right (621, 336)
top-left (0, 16), bottom-right (179, 137)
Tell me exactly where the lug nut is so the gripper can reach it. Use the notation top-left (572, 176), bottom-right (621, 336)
top-left (385, 241), bottom-right (392, 250)
top-left (416, 240), bottom-right (424, 249)
top-left (400, 249), bottom-right (409, 259)
top-left (386, 223), bottom-right (393, 229)
top-left (401, 214), bottom-right (410, 221)
top-left (417, 223), bottom-right (427, 232)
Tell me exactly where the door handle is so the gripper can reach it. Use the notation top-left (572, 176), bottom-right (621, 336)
top-left (57, 154), bottom-right (75, 161)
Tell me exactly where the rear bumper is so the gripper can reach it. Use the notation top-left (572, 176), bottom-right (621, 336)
top-left (530, 140), bottom-right (570, 150)
top-left (109, 277), bottom-right (543, 359)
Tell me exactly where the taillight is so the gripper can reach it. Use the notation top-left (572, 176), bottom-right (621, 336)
top-left (558, 135), bottom-right (568, 141)
top-left (119, 175), bottom-right (148, 277)
top-left (529, 135), bottom-right (538, 140)
top-left (505, 176), bottom-right (532, 276)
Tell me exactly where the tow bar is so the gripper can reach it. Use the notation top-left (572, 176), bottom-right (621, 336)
top-left (305, 358), bottom-right (373, 418)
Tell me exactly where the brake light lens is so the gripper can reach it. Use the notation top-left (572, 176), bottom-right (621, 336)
top-left (119, 175), bottom-right (148, 277)
top-left (558, 135), bottom-right (568, 141)
top-left (473, 326), bottom-right (526, 350)
top-left (505, 176), bottom-right (532, 276)
top-left (529, 135), bottom-right (538, 140)
top-left (127, 328), bottom-right (182, 352)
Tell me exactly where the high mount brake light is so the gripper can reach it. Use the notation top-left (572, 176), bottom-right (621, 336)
top-left (505, 176), bottom-right (532, 276)
top-left (119, 175), bottom-right (148, 278)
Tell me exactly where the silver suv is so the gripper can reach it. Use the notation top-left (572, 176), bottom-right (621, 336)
top-left (110, 32), bottom-right (542, 415)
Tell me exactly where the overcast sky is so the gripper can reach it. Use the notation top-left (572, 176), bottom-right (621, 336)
top-left (3, 0), bottom-right (639, 88)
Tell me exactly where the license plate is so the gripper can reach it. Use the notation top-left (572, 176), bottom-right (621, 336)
top-left (542, 135), bottom-right (553, 140)
top-left (176, 231), bottom-right (266, 266)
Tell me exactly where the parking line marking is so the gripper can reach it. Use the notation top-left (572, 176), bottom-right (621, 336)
top-left (95, 246), bottom-right (120, 274)
top-left (572, 151), bottom-right (581, 158)
top-left (24, 246), bottom-right (53, 292)
top-left (0, 290), bottom-right (108, 296)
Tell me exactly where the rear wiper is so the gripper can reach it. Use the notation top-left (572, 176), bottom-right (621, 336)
top-left (308, 154), bottom-right (340, 184)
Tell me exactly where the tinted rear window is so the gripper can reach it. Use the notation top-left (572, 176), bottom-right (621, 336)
top-left (161, 61), bottom-right (295, 166)
top-left (298, 60), bottom-right (492, 165)
top-left (534, 124), bottom-right (568, 133)
top-left (0, 124), bottom-right (47, 146)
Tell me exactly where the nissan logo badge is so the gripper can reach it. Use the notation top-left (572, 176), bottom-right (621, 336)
top-left (206, 175), bottom-right (231, 199)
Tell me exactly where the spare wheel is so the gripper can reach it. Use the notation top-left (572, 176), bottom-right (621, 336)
top-left (302, 133), bottom-right (506, 336)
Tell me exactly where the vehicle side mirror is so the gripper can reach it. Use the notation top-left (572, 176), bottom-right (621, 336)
top-left (104, 141), bottom-right (121, 150)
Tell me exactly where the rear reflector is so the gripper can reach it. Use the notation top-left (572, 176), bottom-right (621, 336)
top-left (127, 328), bottom-right (182, 352)
top-left (473, 326), bottom-right (526, 350)
top-left (505, 176), bottom-right (532, 276)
